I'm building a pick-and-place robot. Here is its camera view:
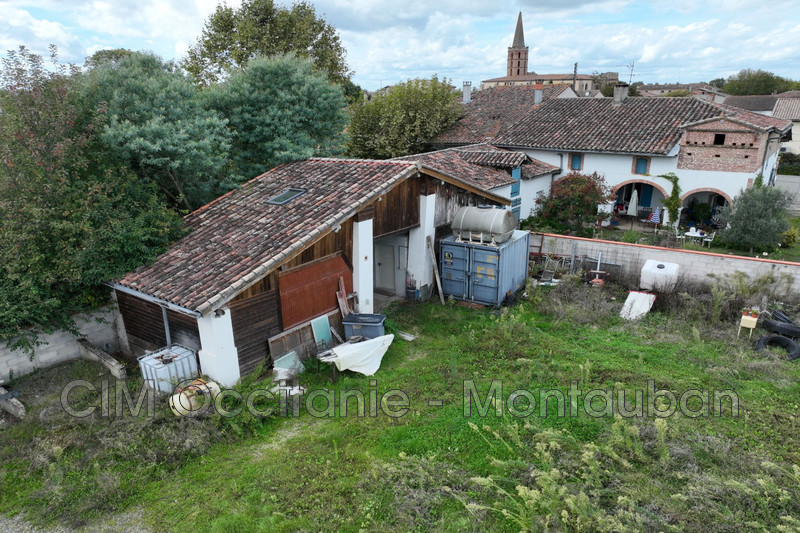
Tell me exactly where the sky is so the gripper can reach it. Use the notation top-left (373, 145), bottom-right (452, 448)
top-left (1, 0), bottom-right (799, 91)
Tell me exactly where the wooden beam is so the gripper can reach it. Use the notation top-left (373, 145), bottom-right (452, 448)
top-left (427, 236), bottom-right (445, 305)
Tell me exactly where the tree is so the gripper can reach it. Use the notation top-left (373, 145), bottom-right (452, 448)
top-left (709, 78), bottom-right (725, 89)
top-left (0, 46), bottom-right (183, 350)
top-left (183, 0), bottom-right (350, 87)
top-left (722, 69), bottom-right (799, 95)
top-left (84, 48), bottom-right (135, 69)
top-left (79, 52), bottom-right (232, 210)
top-left (662, 89), bottom-right (691, 97)
top-left (532, 172), bottom-right (612, 234)
top-left (347, 76), bottom-right (461, 159)
top-left (714, 186), bottom-right (793, 253)
top-left (204, 53), bottom-right (348, 181)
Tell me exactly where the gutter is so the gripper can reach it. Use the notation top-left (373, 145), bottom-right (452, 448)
top-left (107, 282), bottom-right (202, 318)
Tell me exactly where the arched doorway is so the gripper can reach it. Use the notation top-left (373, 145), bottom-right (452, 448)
top-left (681, 189), bottom-right (732, 227)
top-left (613, 181), bottom-right (668, 221)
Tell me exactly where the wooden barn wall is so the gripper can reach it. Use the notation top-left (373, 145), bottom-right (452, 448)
top-left (427, 177), bottom-right (502, 228)
top-left (279, 254), bottom-right (353, 329)
top-left (230, 289), bottom-right (281, 376)
top-left (115, 291), bottom-right (200, 356)
top-left (230, 219), bottom-right (354, 304)
top-left (373, 177), bottom-right (420, 237)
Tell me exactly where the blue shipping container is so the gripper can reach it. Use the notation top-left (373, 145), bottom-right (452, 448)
top-left (439, 230), bottom-right (530, 306)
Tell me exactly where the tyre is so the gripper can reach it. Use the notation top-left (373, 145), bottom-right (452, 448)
top-left (771, 309), bottom-right (795, 324)
top-left (755, 334), bottom-right (800, 361)
top-left (761, 318), bottom-right (800, 339)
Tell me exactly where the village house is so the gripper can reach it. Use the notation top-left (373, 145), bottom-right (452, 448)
top-left (435, 83), bottom-right (791, 224)
top-left (111, 158), bottom-right (509, 386)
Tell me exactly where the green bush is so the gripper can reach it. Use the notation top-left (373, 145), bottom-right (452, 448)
top-left (781, 226), bottom-right (799, 247)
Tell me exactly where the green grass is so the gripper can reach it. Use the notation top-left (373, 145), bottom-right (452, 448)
top-left (2, 284), bottom-right (800, 531)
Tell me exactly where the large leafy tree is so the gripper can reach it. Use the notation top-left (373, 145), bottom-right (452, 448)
top-left (347, 76), bottom-right (461, 159)
top-left (0, 47), bottom-right (183, 349)
top-left (183, 0), bottom-right (350, 87)
top-left (532, 172), bottom-right (612, 234)
top-left (723, 69), bottom-right (799, 95)
top-left (204, 53), bottom-right (348, 181)
top-left (79, 52), bottom-right (232, 210)
top-left (715, 184), bottom-right (793, 253)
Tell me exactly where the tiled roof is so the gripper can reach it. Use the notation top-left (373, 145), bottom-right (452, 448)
top-left (494, 97), bottom-right (791, 154)
top-left (776, 91), bottom-right (800, 98)
top-left (483, 73), bottom-right (597, 83)
top-left (394, 146), bottom-right (517, 189)
top-left (774, 99), bottom-right (800, 120)
top-left (395, 144), bottom-right (558, 188)
top-left (433, 84), bottom-right (571, 145)
top-left (117, 159), bottom-right (419, 315)
top-left (722, 95), bottom-right (777, 112)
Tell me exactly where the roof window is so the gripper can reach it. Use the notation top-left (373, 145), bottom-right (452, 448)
top-left (267, 188), bottom-right (306, 205)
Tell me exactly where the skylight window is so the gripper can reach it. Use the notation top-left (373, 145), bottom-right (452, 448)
top-left (267, 188), bottom-right (306, 205)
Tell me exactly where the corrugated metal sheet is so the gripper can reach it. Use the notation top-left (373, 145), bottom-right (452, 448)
top-left (279, 254), bottom-right (353, 329)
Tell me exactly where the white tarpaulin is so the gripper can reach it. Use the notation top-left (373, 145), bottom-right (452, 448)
top-left (620, 291), bottom-right (656, 320)
top-left (331, 334), bottom-right (394, 375)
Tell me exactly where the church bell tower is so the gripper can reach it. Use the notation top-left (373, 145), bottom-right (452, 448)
top-left (506, 12), bottom-right (529, 78)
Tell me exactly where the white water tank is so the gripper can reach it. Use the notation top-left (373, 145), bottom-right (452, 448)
top-left (640, 260), bottom-right (680, 291)
top-left (138, 344), bottom-right (199, 394)
top-left (451, 206), bottom-right (517, 244)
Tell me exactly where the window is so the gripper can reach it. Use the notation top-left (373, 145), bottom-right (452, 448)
top-left (633, 157), bottom-right (650, 175)
top-left (713, 134), bottom-right (726, 145)
top-left (569, 153), bottom-right (583, 171)
top-left (511, 180), bottom-right (520, 196)
top-left (267, 188), bottom-right (306, 205)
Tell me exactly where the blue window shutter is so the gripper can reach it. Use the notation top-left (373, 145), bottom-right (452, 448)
top-left (635, 157), bottom-right (648, 174)
top-left (570, 154), bottom-right (582, 170)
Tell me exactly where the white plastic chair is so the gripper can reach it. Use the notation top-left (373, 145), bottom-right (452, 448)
top-left (702, 231), bottom-right (716, 248)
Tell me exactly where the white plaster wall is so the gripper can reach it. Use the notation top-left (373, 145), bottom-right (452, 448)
top-left (0, 305), bottom-right (122, 382)
top-left (531, 232), bottom-right (800, 288)
top-left (520, 148), bottom-right (755, 207)
top-left (197, 310), bottom-right (240, 388)
top-left (782, 122), bottom-right (800, 154)
top-left (353, 218), bottom-right (375, 313)
top-left (407, 194), bottom-right (436, 298)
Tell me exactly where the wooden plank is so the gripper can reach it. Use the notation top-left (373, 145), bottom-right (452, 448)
top-left (427, 236), bottom-right (445, 305)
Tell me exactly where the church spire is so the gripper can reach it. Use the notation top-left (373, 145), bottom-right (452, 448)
top-left (512, 11), bottom-right (525, 48)
top-left (507, 12), bottom-right (529, 78)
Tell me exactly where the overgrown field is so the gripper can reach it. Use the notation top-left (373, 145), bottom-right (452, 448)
top-left (2, 277), bottom-right (800, 532)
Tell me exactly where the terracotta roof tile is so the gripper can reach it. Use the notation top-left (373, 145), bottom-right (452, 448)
top-left (494, 97), bottom-right (791, 154)
top-left (434, 84), bottom-right (571, 145)
top-left (117, 159), bottom-right (418, 314)
top-left (774, 99), bottom-right (800, 120)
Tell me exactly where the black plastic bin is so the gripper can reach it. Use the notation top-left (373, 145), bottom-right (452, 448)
top-left (342, 313), bottom-right (386, 339)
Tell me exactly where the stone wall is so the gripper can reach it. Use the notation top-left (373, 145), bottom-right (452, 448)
top-left (0, 304), bottom-right (124, 383)
top-left (531, 232), bottom-right (800, 287)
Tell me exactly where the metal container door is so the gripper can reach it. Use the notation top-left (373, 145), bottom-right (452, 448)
top-left (440, 243), bottom-right (469, 299)
top-left (470, 247), bottom-right (500, 304)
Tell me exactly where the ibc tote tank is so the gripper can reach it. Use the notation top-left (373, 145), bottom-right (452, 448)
top-left (440, 229), bottom-right (530, 306)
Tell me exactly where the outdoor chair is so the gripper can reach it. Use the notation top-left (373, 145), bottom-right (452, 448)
top-left (674, 227), bottom-right (686, 247)
top-left (702, 231), bottom-right (716, 248)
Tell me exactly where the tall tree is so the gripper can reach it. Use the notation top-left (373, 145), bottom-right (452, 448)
top-left (715, 185), bottom-right (793, 253)
top-left (79, 52), bottom-right (232, 210)
top-left (204, 53), bottom-right (347, 181)
top-left (0, 47), bottom-right (183, 349)
top-left (723, 69), bottom-right (799, 95)
top-left (183, 0), bottom-right (350, 87)
top-left (347, 76), bottom-right (461, 159)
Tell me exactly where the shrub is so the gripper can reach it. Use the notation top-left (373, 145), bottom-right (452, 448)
top-left (781, 226), bottom-right (799, 247)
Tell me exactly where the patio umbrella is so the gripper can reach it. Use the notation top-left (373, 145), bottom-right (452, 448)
top-left (628, 189), bottom-right (639, 229)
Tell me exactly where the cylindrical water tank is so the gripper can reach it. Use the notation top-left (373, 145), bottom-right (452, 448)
top-left (640, 259), bottom-right (680, 291)
top-left (451, 206), bottom-right (517, 244)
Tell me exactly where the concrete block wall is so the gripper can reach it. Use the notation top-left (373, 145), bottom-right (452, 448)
top-left (531, 232), bottom-right (800, 288)
top-left (0, 305), bottom-right (123, 383)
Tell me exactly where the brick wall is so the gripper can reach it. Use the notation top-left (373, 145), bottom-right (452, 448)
top-left (531, 233), bottom-right (800, 287)
top-left (678, 119), bottom-right (762, 173)
top-left (0, 304), bottom-right (123, 383)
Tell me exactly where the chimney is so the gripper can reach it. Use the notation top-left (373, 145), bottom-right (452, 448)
top-left (534, 80), bottom-right (543, 105)
top-left (613, 83), bottom-right (630, 105)
top-left (462, 81), bottom-right (472, 104)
